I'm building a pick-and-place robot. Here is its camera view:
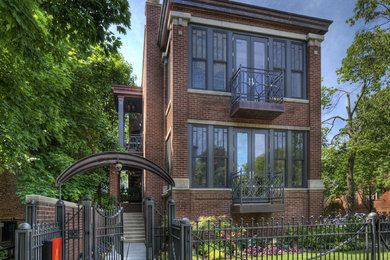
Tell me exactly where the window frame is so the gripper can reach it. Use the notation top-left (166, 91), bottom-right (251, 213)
top-left (188, 24), bottom-right (307, 99)
top-left (191, 27), bottom-right (208, 90)
top-left (189, 125), bottom-right (308, 188)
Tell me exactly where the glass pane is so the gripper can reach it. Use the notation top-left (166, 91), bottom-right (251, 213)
top-left (192, 126), bottom-right (207, 156)
top-left (292, 160), bottom-right (303, 187)
top-left (254, 133), bottom-right (266, 174)
top-left (213, 63), bottom-right (226, 91)
top-left (214, 128), bottom-right (227, 156)
top-left (291, 43), bottom-right (303, 71)
top-left (235, 39), bottom-right (248, 70)
top-left (274, 131), bottom-right (286, 159)
top-left (273, 41), bottom-right (286, 69)
top-left (193, 157), bottom-right (207, 187)
top-left (274, 160), bottom-right (285, 174)
top-left (236, 132), bottom-right (248, 174)
top-left (192, 61), bottom-right (206, 89)
top-left (213, 32), bottom-right (227, 61)
top-left (292, 72), bottom-right (302, 98)
top-left (193, 29), bottom-right (206, 59)
top-left (253, 41), bottom-right (265, 70)
top-left (214, 158), bottom-right (227, 187)
top-left (292, 132), bottom-right (304, 159)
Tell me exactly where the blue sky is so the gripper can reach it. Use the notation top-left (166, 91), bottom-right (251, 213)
top-left (116, 0), bottom-right (363, 130)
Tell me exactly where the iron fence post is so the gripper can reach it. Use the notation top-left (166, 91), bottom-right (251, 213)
top-left (92, 205), bottom-right (97, 260)
top-left (120, 208), bottom-right (124, 260)
top-left (367, 212), bottom-right (378, 260)
top-left (145, 196), bottom-right (154, 260)
top-left (15, 223), bottom-right (32, 260)
top-left (26, 200), bottom-right (37, 226)
top-left (168, 199), bottom-right (176, 260)
top-left (82, 196), bottom-right (93, 260)
top-left (55, 199), bottom-right (66, 260)
top-left (180, 218), bottom-right (192, 260)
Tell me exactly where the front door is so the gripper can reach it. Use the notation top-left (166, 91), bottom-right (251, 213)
top-left (233, 35), bottom-right (268, 101)
top-left (234, 129), bottom-right (269, 202)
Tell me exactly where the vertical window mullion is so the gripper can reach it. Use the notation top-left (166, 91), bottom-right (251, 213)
top-left (286, 40), bottom-right (292, 98)
top-left (207, 125), bottom-right (213, 188)
top-left (207, 28), bottom-right (213, 90)
top-left (287, 130), bottom-right (292, 187)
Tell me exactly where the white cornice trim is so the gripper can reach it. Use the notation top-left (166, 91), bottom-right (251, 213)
top-left (167, 11), bottom-right (326, 42)
top-left (187, 119), bottom-right (310, 131)
top-left (187, 89), bottom-right (232, 97)
top-left (284, 98), bottom-right (309, 104)
top-left (307, 33), bottom-right (324, 47)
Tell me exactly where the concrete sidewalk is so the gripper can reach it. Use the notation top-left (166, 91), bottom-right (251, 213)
top-left (124, 242), bottom-right (146, 260)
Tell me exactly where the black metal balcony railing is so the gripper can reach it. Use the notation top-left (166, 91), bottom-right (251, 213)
top-left (232, 169), bottom-right (284, 205)
top-left (231, 67), bottom-right (284, 105)
top-left (125, 134), bottom-right (143, 153)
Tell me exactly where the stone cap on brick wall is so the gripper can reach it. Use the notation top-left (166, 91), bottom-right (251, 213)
top-left (26, 195), bottom-right (79, 208)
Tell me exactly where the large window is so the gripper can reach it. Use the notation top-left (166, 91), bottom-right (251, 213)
top-left (189, 125), bottom-right (228, 188)
top-left (189, 26), bottom-right (228, 91)
top-left (189, 125), bottom-right (307, 188)
top-left (192, 29), bottom-right (207, 89)
top-left (189, 25), bottom-right (306, 99)
top-left (192, 126), bottom-right (208, 187)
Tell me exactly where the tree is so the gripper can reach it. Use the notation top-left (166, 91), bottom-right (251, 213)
top-left (0, 0), bottom-right (134, 202)
top-left (322, 0), bottom-right (390, 215)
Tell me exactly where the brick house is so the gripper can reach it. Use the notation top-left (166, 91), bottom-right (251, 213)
top-left (115, 0), bottom-right (332, 221)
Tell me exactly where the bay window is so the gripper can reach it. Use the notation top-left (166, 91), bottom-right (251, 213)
top-left (189, 125), bottom-right (307, 188)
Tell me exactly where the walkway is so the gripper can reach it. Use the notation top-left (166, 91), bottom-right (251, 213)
top-left (124, 242), bottom-right (146, 260)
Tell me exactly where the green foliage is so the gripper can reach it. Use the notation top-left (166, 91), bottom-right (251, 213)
top-left (324, 201), bottom-right (345, 216)
top-left (0, 0), bottom-right (134, 203)
top-left (322, 0), bottom-right (390, 214)
top-left (348, 0), bottom-right (390, 27)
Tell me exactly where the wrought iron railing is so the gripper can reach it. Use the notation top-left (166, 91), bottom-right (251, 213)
top-left (232, 169), bottom-right (284, 205)
top-left (125, 134), bottom-right (143, 153)
top-left (231, 66), bottom-right (284, 105)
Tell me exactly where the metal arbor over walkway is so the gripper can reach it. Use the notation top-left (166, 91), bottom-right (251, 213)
top-left (56, 151), bottom-right (175, 188)
top-left (15, 151), bottom-right (176, 260)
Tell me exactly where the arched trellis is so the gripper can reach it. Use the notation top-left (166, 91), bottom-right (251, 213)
top-left (56, 151), bottom-right (174, 199)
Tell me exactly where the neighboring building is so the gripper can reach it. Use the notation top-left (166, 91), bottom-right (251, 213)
top-left (116, 0), bottom-right (332, 221)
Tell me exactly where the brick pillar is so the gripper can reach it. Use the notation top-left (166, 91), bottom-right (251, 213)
top-left (109, 165), bottom-right (120, 202)
top-left (143, 1), bottom-right (165, 203)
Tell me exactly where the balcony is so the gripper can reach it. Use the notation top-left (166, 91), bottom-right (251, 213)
top-left (231, 170), bottom-right (285, 213)
top-left (125, 134), bottom-right (143, 154)
top-left (231, 67), bottom-right (285, 119)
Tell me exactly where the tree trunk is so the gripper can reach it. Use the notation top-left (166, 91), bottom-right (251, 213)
top-left (345, 150), bottom-right (356, 216)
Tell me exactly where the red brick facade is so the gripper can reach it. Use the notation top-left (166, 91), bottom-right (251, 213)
top-left (0, 171), bottom-right (25, 224)
top-left (142, 0), bottom-right (330, 221)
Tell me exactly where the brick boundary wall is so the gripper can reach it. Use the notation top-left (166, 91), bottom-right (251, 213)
top-left (24, 195), bottom-right (82, 258)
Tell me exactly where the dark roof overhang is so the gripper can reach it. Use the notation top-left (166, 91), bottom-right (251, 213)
top-left (158, 0), bottom-right (333, 49)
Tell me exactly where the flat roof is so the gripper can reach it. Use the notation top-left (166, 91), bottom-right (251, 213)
top-left (158, 0), bottom-right (333, 47)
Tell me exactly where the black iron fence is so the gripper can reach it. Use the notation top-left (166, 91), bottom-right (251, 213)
top-left (231, 67), bottom-right (284, 105)
top-left (145, 197), bottom-right (169, 260)
top-left (14, 197), bottom-right (124, 260)
top-left (145, 198), bottom-right (390, 260)
top-left (232, 170), bottom-right (284, 205)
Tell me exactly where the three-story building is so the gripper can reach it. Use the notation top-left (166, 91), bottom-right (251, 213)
top-left (140, 0), bottom-right (332, 221)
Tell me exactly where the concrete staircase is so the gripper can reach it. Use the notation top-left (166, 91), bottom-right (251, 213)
top-left (123, 212), bottom-right (145, 243)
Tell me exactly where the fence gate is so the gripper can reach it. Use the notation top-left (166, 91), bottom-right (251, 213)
top-left (15, 196), bottom-right (124, 260)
